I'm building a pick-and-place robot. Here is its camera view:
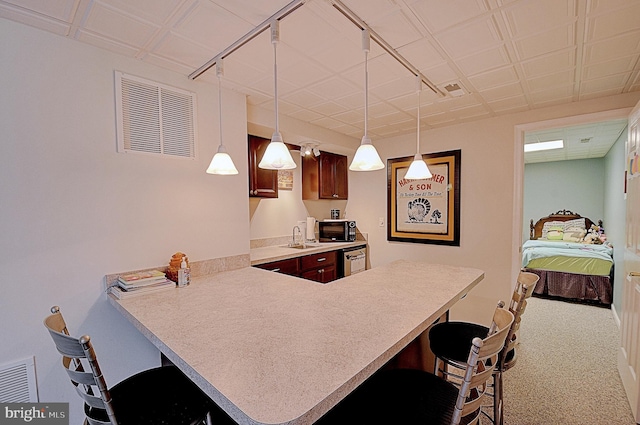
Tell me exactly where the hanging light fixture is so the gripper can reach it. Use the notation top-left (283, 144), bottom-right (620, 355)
top-left (258, 21), bottom-right (296, 170)
top-left (404, 77), bottom-right (432, 180)
top-left (206, 60), bottom-right (238, 175)
top-left (349, 29), bottom-right (384, 172)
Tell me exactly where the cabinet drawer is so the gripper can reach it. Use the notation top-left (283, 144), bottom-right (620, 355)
top-left (255, 258), bottom-right (299, 276)
top-left (300, 251), bottom-right (336, 270)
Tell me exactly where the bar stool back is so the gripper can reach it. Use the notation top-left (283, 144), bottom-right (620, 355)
top-left (44, 306), bottom-right (235, 425)
top-left (317, 305), bottom-right (514, 425)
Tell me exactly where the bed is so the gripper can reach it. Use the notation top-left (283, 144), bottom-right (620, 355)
top-left (522, 210), bottom-right (614, 306)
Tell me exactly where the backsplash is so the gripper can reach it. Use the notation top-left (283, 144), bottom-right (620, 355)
top-left (104, 253), bottom-right (250, 290)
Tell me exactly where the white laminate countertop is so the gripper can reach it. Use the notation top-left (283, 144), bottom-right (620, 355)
top-left (250, 241), bottom-right (366, 266)
top-left (108, 260), bottom-right (483, 425)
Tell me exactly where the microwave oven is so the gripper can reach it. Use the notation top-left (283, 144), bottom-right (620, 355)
top-left (319, 220), bottom-right (356, 242)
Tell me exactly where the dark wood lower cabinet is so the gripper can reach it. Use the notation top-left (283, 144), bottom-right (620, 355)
top-left (255, 250), bottom-right (338, 283)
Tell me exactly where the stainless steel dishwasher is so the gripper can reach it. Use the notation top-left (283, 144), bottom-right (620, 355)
top-left (342, 245), bottom-right (367, 277)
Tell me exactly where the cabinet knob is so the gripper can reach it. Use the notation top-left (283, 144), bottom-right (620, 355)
top-left (318, 269), bottom-right (324, 274)
top-left (333, 194), bottom-right (338, 198)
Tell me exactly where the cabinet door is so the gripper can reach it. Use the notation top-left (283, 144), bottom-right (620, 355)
top-left (248, 135), bottom-right (278, 198)
top-left (301, 264), bottom-right (337, 283)
top-left (319, 154), bottom-right (337, 199)
top-left (332, 153), bottom-right (348, 199)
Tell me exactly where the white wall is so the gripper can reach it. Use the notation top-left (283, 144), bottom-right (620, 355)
top-left (523, 158), bottom-right (605, 242)
top-left (0, 19), bottom-right (249, 423)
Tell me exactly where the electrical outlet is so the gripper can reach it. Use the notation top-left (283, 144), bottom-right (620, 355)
top-left (378, 217), bottom-right (384, 227)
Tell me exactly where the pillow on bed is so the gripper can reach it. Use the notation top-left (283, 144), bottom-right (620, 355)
top-left (542, 221), bottom-right (565, 239)
top-left (563, 218), bottom-right (586, 231)
top-left (563, 227), bottom-right (586, 242)
top-left (546, 226), bottom-right (564, 240)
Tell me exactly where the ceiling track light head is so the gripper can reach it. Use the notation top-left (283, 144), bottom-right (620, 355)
top-left (271, 20), bottom-right (280, 44)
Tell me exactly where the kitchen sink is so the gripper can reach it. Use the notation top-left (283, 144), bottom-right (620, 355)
top-left (280, 242), bottom-right (320, 249)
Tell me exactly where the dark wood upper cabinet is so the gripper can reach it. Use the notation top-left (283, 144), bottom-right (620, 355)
top-left (302, 151), bottom-right (348, 200)
top-left (248, 135), bottom-right (278, 198)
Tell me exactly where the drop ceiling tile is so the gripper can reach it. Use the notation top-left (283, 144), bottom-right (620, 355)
top-left (2, 0), bottom-right (77, 22)
top-left (467, 66), bottom-right (519, 90)
top-left (521, 49), bottom-right (575, 78)
top-left (584, 32), bottom-right (640, 63)
top-left (478, 81), bottom-right (524, 101)
top-left (83, 2), bottom-right (160, 47)
top-left (76, 29), bottom-right (141, 57)
top-left (487, 94), bottom-right (529, 112)
top-left (332, 109), bottom-right (364, 126)
top-left (339, 0), bottom-right (399, 24)
top-left (436, 16), bottom-right (502, 59)
top-left (529, 85), bottom-right (573, 104)
top-left (422, 62), bottom-right (459, 86)
top-left (97, 0), bottom-right (184, 25)
top-left (311, 115), bottom-right (351, 129)
top-left (288, 108), bottom-right (324, 122)
top-left (583, 56), bottom-right (637, 80)
top-left (222, 56), bottom-right (270, 88)
top-left (152, 31), bottom-right (215, 68)
top-left (502, 0), bottom-right (575, 38)
top-left (277, 55), bottom-right (333, 88)
top-left (366, 8), bottom-right (422, 48)
top-left (369, 75), bottom-right (416, 101)
top-left (367, 101), bottom-right (401, 119)
top-left (312, 101), bottom-right (350, 117)
top-left (279, 6), bottom-right (342, 57)
top-left (513, 25), bottom-right (574, 60)
top-left (527, 69), bottom-right (575, 92)
top-left (586, 2), bottom-right (640, 42)
top-left (455, 45), bottom-right (511, 76)
top-left (282, 89), bottom-right (326, 108)
top-left (398, 38), bottom-right (447, 71)
top-left (173, 1), bottom-right (253, 51)
top-left (581, 73), bottom-right (629, 93)
top-left (212, 0), bottom-right (293, 25)
top-left (407, 0), bottom-right (489, 33)
top-left (312, 38), bottom-right (362, 74)
top-left (0, 3), bottom-right (71, 35)
top-left (307, 77), bottom-right (360, 101)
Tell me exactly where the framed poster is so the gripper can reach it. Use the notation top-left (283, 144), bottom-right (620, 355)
top-left (387, 149), bottom-right (461, 245)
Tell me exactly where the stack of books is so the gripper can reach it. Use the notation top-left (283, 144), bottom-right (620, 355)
top-left (109, 270), bottom-right (175, 299)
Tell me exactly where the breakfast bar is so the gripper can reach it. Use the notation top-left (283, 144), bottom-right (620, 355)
top-left (108, 260), bottom-right (484, 424)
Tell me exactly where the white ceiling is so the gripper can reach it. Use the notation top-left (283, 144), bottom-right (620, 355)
top-left (2, 0), bottom-right (640, 160)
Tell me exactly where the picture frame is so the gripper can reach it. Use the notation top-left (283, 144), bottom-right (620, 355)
top-left (387, 149), bottom-right (461, 245)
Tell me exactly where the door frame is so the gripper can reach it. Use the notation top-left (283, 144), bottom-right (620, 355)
top-left (512, 108), bottom-right (633, 287)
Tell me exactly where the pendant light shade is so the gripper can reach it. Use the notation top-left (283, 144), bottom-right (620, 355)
top-left (404, 77), bottom-right (431, 180)
top-left (259, 21), bottom-right (296, 170)
top-left (349, 29), bottom-right (384, 172)
top-left (206, 61), bottom-right (238, 175)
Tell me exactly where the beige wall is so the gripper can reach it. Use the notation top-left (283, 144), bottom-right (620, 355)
top-left (345, 92), bottom-right (640, 322)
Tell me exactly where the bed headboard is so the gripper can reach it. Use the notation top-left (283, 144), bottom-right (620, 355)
top-left (529, 209), bottom-right (602, 240)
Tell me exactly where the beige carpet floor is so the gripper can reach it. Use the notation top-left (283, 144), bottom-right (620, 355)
top-left (499, 297), bottom-right (636, 425)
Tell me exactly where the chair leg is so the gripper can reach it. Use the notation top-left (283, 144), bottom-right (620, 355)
top-left (205, 411), bottom-right (213, 425)
top-left (493, 370), bottom-right (504, 425)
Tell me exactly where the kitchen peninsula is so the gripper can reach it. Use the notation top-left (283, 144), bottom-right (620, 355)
top-left (108, 260), bottom-right (484, 424)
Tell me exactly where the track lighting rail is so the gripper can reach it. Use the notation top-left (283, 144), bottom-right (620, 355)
top-left (189, 0), bottom-right (444, 99)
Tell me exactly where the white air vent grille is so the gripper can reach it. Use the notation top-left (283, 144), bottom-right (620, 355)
top-left (0, 357), bottom-right (38, 402)
top-left (116, 71), bottom-right (196, 159)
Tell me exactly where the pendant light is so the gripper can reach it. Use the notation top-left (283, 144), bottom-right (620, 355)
top-left (206, 60), bottom-right (238, 175)
top-left (404, 77), bottom-right (432, 180)
top-left (349, 29), bottom-right (384, 172)
top-left (258, 21), bottom-right (296, 170)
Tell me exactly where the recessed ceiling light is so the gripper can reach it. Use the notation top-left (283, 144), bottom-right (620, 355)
top-left (524, 139), bottom-right (564, 152)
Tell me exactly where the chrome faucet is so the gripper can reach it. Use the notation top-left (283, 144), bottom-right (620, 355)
top-left (292, 225), bottom-right (302, 246)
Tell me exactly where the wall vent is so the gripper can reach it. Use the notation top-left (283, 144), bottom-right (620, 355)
top-left (115, 71), bottom-right (197, 159)
top-left (0, 357), bottom-right (38, 402)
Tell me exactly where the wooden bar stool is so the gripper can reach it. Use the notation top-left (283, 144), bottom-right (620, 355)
top-left (44, 306), bottom-right (236, 425)
top-left (317, 304), bottom-right (514, 425)
top-left (428, 271), bottom-right (539, 425)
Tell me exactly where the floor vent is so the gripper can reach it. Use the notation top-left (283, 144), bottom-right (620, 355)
top-left (0, 357), bottom-right (38, 402)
